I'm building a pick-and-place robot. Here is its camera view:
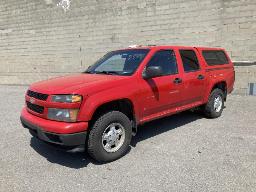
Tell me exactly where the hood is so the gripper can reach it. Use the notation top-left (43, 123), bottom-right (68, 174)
top-left (29, 73), bottom-right (129, 95)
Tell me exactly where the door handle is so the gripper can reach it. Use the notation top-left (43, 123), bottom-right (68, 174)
top-left (197, 74), bottom-right (205, 80)
top-left (173, 78), bottom-right (182, 84)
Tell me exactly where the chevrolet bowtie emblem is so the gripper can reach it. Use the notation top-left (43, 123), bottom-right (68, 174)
top-left (30, 98), bottom-right (35, 104)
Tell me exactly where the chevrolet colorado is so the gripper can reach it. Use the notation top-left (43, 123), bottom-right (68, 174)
top-left (20, 45), bottom-right (235, 162)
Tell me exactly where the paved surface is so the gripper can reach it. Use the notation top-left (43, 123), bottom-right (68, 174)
top-left (0, 85), bottom-right (256, 192)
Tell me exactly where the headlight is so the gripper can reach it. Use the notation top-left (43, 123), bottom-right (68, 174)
top-left (51, 95), bottom-right (82, 103)
top-left (47, 108), bottom-right (79, 122)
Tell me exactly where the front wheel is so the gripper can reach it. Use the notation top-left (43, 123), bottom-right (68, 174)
top-left (203, 88), bottom-right (225, 118)
top-left (87, 111), bottom-right (132, 163)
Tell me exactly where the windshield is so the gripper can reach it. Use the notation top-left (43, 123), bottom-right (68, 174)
top-left (85, 49), bottom-right (149, 76)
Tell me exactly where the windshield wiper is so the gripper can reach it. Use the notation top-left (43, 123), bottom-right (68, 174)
top-left (94, 71), bottom-right (120, 75)
top-left (84, 71), bottom-right (93, 74)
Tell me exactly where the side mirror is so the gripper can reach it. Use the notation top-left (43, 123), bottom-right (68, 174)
top-left (142, 66), bottom-right (163, 79)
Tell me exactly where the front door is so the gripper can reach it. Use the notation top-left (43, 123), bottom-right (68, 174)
top-left (139, 49), bottom-right (184, 119)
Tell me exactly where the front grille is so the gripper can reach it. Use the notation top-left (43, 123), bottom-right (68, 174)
top-left (26, 101), bottom-right (44, 114)
top-left (27, 90), bottom-right (48, 101)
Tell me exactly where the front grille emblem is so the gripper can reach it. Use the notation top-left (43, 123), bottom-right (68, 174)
top-left (30, 98), bottom-right (35, 104)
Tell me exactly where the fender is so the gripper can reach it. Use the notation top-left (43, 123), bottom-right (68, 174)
top-left (77, 85), bottom-right (140, 122)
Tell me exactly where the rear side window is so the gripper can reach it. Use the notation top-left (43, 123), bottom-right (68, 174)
top-left (179, 50), bottom-right (200, 72)
top-left (147, 50), bottom-right (178, 75)
top-left (202, 50), bottom-right (229, 65)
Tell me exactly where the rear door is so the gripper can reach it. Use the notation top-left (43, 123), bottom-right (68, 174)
top-left (178, 49), bottom-right (206, 105)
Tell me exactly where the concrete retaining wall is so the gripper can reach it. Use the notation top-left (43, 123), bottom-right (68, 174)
top-left (0, 0), bottom-right (256, 94)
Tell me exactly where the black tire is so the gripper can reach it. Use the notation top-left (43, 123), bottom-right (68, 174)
top-left (87, 111), bottom-right (132, 163)
top-left (203, 88), bottom-right (225, 118)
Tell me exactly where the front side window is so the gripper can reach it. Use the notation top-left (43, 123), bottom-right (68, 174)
top-left (179, 50), bottom-right (200, 72)
top-left (146, 50), bottom-right (178, 75)
top-left (85, 49), bottom-right (149, 76)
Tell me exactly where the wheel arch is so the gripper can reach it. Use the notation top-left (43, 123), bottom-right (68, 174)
top-left (89, 98), bottom-right (137, 135)
top-left (204, 81), bottom-right (227, 103)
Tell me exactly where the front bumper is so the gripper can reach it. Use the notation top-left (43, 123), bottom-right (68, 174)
top-left (20, 107), bottom-right (88, 147)
top-left (21, 117), bottom-right (87, 146)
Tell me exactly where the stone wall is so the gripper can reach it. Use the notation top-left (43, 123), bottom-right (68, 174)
top-left (234, 64), bottom-right (256, 95)
top-left (0, 0), bottom-right (256, 88)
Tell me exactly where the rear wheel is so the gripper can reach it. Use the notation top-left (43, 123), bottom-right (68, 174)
top-left (87, 111), bottom-right (132, 163)
top-left (203, 88), bottom-right (224, 118)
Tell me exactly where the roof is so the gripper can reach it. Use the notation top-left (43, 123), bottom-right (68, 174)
top-left (122, 45), bottom-right (225, 51)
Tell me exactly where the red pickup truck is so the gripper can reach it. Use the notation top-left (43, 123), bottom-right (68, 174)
top-left (20, 45), bottom-right (235, 162)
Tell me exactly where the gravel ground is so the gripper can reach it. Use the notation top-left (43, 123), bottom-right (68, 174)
top-left (0, 85), bottom-right (255, 192)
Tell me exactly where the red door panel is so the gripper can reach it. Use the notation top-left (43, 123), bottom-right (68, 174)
top-left (138, 49), bottom-right (184, 120)
top-left (140, 75), bottom-right (183, 117)
top-left (178, 49), bottom-right (206, 105)
top-left (181, 71), bottom-right (206, 104)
